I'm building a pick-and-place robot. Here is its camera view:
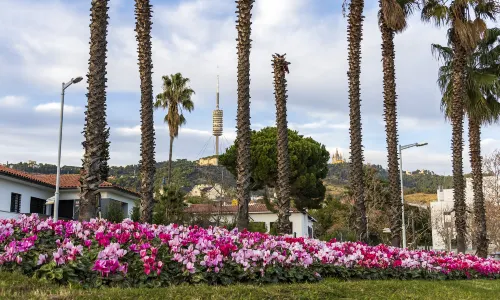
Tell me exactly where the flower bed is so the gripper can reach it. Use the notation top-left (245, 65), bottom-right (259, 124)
top-left (0, 214), bottom-right (499, 287)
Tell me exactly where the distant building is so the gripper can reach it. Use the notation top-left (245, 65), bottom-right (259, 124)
top-left (184, 203), bottom-right (316, 238)
top-left (430, 177), bottom-right (499, 252)
top-left (331, 148), bottom-right (346, 164)
top-left (197, 156), bottom-right (218, 166)
top-left (188, 184), bottom-right (224, 200)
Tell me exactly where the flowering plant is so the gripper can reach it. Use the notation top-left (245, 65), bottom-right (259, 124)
top-left (0, 214), bottom-right (498, 287)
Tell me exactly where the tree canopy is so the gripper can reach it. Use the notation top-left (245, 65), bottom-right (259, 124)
top-left (219, 127), bottom-right (330, 209)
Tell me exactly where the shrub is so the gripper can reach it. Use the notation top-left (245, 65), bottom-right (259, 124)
top-left (248, 222), bottom-right (267, 233)
top-left (105, 200), bottom-right (124, 223)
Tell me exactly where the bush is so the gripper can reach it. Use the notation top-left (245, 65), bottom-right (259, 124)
top-left (130, 199), bottom-right (140, 222)
top-left (247, 222), bottom-right (267, 233)
top-left (105, 200), bottom-right (124, 223)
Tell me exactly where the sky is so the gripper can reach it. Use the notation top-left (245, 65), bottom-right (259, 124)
top-left (0, 0), bottom-right (499, 175)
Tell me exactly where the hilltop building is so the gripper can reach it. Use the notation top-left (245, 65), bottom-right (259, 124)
top-left (197, 156), bottom-right (218, 166)
top-left (331, 148), bottom-right (346, 164)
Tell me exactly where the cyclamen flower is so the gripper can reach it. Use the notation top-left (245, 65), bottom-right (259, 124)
top-left (37, 254), bottom-right (48, 265)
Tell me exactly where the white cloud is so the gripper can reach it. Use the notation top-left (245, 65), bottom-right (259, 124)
top-left (1, 0), bottom-right (498, 175)
top-left (115, 125), bottom-right (141, 137)
top-left (34, 102), bottom-right (82, 114)
top-left (0, 95), bottom-right (26, 107)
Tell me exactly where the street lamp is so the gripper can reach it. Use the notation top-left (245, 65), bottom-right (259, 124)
top-left (53, 77), bottom-right (83, 222)
top-left (399, 142), bottom-right (428, 248)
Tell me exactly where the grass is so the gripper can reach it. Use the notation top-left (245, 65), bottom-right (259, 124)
top-left (404, 193), bottom-right (437, 205)
top-left (1, 272), bottom-right (499, 300)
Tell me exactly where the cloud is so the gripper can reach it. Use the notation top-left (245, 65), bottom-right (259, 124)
top-left (0, 95), bottom-right (26, 107)
top-left (0, 0), bottom-right (499, 175)
top-left (34, 102), bottom-right (82, 114)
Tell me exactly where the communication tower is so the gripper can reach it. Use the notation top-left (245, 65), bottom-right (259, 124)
top-left (212, 74), bottom-right (223, 165)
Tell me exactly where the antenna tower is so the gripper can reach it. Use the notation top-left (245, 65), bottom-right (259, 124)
top-left (212, 72), bottom-right (223, 165)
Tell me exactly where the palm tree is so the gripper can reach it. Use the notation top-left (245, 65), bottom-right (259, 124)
top-left (422, 0), bottom-right (498, 253)
top-left (79, 0), bottom-right (110, 221)
top-left (235, 0), bottom-right (254, 231)
top-left (345, 0), bottom-right (368, 242)
top-left (135, 0), bottom-right (156, 224)
top-left (272, 53), bottom-right (292, 235)
top-left (379, 0), bottom-right (418, 247)
top-left (432, 28), bottom-right (500, 257)
top-left (154, 73), bottom-right (195, 185)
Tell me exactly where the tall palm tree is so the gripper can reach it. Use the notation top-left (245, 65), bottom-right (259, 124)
top-left (154, 73), bottom-right (195, 185)
top-left (345, 0), bottom-right (368, 242)
top-left (378, 0), bottom-right (418, 247)
top-left (235, 0), bottom-right (254, 231)
top-left (432, 28), bottom-right (500, 257)
top-left (135, 0), bottom-right (156, 224)
top-left (422, 0), bottom-right (498, 253)
top-left (272, 53), bottom-right (292, 235)
top-left (79, 0), bottom-right (110, 221)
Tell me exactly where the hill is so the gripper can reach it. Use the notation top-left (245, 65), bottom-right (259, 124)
top-left (5, 160), bottom-right (451, 195)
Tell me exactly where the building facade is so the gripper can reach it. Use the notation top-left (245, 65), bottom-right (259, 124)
top-left (184, 203), bottom-right (316, 238)
top-left (0, 166), bottom-right (139, 220)
top-left (430, 176), bottom-right (498, 252)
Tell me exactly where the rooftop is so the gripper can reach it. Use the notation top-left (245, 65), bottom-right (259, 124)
top-left (0, 165), bottom-right (139, 197)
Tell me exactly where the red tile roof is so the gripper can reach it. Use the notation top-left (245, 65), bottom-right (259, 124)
top-left (184, 203), bottom-right (301, 214)
top-left (0, 165), bottom-right (139, 197)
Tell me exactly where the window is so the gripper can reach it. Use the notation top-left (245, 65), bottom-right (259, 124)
top-left (30, 197), bottom-right (46, 214)
top-left (10, 193), bottom-right (21, 213)
top-left (308, 226), bottom-right (313, 238)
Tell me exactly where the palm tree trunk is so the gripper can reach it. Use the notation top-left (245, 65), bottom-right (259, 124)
top-left (273, 54), bottom-right (292, 236)
top-left (451, 38), bottom-right (467, 253)
top-left (79, 0), bottom-right (109, 221)
top-left (469, 117), bottom-right (488, 257)
top-left (235, 0), bottom-right (254, 231)
top-left (168, 135), bottom-right (174, 185)
top-left (379, 9), bottom-right (401, 247)
top-left (135, 0), bottom-right (156, 224)
top-left (346, 0), bottom-right (367, 242)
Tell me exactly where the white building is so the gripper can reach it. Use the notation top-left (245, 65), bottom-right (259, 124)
top-left (430, 176), bottom-right (498, 251)
top-left (187, 184), bottom-right (224, 200)
top-left (0, 165), bottom-right (139, 220)
top-left (185, 203), bottom-right (316, 238)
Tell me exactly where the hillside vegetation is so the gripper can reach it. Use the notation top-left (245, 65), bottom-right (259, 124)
top-left (7, 160), bottom-right (450, 196)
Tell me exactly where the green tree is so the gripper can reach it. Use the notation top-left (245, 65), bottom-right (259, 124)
top-left (272, 53), bottom-right (292, 235)
top-left (135, 0), bottom-right (156, 224)
top-left (153, 186), bottom-right (186, 225)
top-left (79, 0), bottom-right (110, 221)
top-left (235, 0), bottom-right (255, 231)
top-left (422, 0), bottom-right (498, 253)
top-left (154, 73), bottom-right (195, 186)
top-left (344, 0), bottom-right (368, 243)
top-left (378, 0), bottom-right (418, 247)
top-left (432, 28), bottom-right (500, 257)
top-left (219, 127), bottom-right (330, 210)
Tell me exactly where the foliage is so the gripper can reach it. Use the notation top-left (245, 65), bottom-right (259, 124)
top-left (247, 222), bottom-right (267, 233)
top-left (152, 186), bottom-right (187, 225)
top-left (105, 200), bottom-right (124, 223)
top-left (1, 214), bottom-right (499, 290)
top-left (154, 73), bottom-right (195, 138)
top-left (310, 194), bottom-right (355, 242)
top-left (219, 127), bottom-right (330, 210)
top-left (130, 199), bottom-right (140, 222)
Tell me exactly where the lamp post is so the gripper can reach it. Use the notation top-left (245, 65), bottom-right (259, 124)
top-left (399, 142), bottom-right (428, 248)
top-left (53, 76), bottom-right (83, 222)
